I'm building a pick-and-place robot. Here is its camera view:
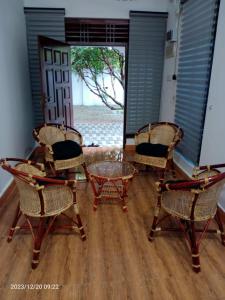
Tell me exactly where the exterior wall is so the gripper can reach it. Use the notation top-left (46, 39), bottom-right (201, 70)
top-left (23, 0), bottom-right (169, 18)
top-left (0, 0), bottom-right (34, 196)
top-left (72, 46), bottom-right (125, 107)
top-left (72, 72), bottom-right (124, 106)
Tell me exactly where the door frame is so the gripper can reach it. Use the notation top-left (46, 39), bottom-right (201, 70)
top-left (64, 18), bottom-right (129, 149)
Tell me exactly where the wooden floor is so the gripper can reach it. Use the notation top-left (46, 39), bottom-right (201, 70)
top-left (0, 172), bottom-right (225, 300)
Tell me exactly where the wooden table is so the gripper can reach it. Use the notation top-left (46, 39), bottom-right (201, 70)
top-left (87, 160), bottom-right (136, 212)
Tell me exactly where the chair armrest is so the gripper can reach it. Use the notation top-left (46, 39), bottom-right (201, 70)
top-left (33, 175), bottom-right (77, 188)
top-left (193, 163), bottom-right (225, 174)
top-left (155, 181), bottom-right (201, 193)
top-left (167, 142), bottom-right (176, 152)
top-left (156, 178), bottom-right (209, 192)
top-left (156, 172), bottom-right (225, 192)
top-left (0, 158), bottom-right (45, 172)
top-left (45, 144), bottom-right (54, 155)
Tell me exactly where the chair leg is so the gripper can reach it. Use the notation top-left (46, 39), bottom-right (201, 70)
top-left (215, 209), bottom-right (225, 246)
top-left (47, 161), bottom-right (57, 177)
top-left (82, 162), bottom-right (89, 182)
top-left (161, 169), bottom-right (166, 181)
top-left (7, 203), bottom-right (22, 242)
top-left (73, 193), bottom-right (86, 241)
top-left (32, 218), bottom-right (46, 269)
top-left (190, 221), bottom-right (201, 273)
top-left (169, 159), bottom-right (176, 178)
top-left (148, 195), bottom-right (161, 242)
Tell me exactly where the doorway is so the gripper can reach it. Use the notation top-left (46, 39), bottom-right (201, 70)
top-left (71, 46), bottom-right (125, 147)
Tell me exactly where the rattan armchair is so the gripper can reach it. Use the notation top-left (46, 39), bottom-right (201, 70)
top-left (149, 163), bottom-right (225, 273)
top-left (33, 123), bottom-right (88, 179)
top-left (134, 122), bottom-right (183, 179)
top-left (0, 158), bottom-right (86, 269)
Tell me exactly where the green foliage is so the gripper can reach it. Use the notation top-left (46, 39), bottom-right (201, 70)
top-left (71, 47), bottom-right (122, 74)
top-left (71, 46), bottom-right (125, 110)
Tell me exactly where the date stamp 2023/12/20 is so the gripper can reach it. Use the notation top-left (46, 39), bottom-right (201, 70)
top-left (10, 284), bottom-right (61, 290)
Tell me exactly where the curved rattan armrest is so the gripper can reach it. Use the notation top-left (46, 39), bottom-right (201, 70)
top-left (167, 141), bottom-right (176, 152)
top-left (31, 175), bottom-right (77, 188)
top-left (0, 159), bottom-right (76, 188)
top-left (156, 172), bottom-right (225, 192)
top-left (193, 163), bottom-right (225, 173)
top-left (0, 158), bottom-right (45, 171)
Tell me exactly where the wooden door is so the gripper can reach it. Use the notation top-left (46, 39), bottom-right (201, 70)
top-left (39, 36), bottom-right (73, 126)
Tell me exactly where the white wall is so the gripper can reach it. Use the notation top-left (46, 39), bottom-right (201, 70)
top-left (199, 0), bottom-right (225, 210)
top-left (0, 0), bottom-right (34, 197)
top-left (200, 0), bottom-right (225, 166)
top-left (23, 0), bottom-right (169, 18)
top-left (72, 72), bottom-right (124, 106)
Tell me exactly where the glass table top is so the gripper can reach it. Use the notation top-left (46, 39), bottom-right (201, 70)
top-left (87, 160), bottom-right (136, 180)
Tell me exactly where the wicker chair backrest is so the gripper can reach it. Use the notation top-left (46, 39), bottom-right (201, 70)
top-left (135, 132), bottom-right (149, 145)
top-left (193, 168), bottom-right (220, 179)
top-left (14, 176), bottom-right (73, 217)
top-left (162, 175), bottom-right (225, 221)
top-left (14, 163), bottom-right (73, 217)
top-left (196, 178), bottom-right (225, 220)
top-left (15, 177), bottom-right (42, 216)
top-left (65, 131), bottom-right (83, 145)
top-left (38, 126), bottom-right (65, 145)
top-left (135, 123), bottom-right (182, 146)
top-left (15, 163), bottom-right (46, 177)
top-left (150, 124), bottom-right (177, 146)
top-left (14, 163), bottom-right (45, 216)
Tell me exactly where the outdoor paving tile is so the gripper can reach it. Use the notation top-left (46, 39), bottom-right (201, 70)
top-left (75, 122), bottom-right (123, 147)
top-left (74, 105), bottom-right (123, 147)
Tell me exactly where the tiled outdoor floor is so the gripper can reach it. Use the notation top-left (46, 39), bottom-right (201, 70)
top-left (74, 105), bottom-right (123, 147)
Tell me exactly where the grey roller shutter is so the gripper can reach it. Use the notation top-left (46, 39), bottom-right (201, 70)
top-left (126, 12), bottom-right (167, 135)
top-left (24, 8), bottom-right (65, 126)
top-left (175, 0), bottom-right (219, 164)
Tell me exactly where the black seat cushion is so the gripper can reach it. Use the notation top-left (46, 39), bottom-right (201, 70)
top-left (136, 143), bottom-right (168, 157)
top-left (52, 140), bottom-right (82, 160)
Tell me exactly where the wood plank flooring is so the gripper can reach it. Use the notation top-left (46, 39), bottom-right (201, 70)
top-left (0, 172), bottom-right (225, 300)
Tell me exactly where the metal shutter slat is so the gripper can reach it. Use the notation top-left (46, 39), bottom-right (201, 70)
top-left (24, 8), bottom-right (65, 126)
top-left (126, 12), bottom-right (167, 135)
top-left (174, 0), bottom-right (219, 164)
